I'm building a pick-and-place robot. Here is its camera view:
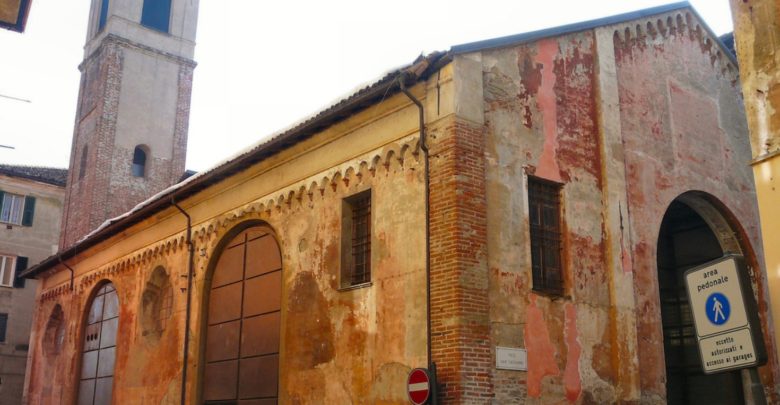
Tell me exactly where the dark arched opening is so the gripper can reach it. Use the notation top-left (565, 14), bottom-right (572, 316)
top-left (658, 200), bottom-right (744, 404)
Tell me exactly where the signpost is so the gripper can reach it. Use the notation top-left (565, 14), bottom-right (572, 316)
top-left (684, 255), bottom-right (766, 374)
top-left (407, 368), bottom-right (432, 405)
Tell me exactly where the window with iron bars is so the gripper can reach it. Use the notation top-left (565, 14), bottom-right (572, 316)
top-left (528, 177), bottom-right (564, 295)
top-left (341, 190), bottom-right (371, 287)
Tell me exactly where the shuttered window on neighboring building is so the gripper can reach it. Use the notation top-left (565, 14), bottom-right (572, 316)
top-left (528, 177), bottom-right (564, 295)
top-left (0, 255), bottom-right (15, 287)
top-left (0, 255), bottom-right (27, 289)
top-left (0, 313), bottom-right (7, 342)
top-left (341, 190), bottom-right (372, 287)
top-left (0, 191), bottom-right (36, 226)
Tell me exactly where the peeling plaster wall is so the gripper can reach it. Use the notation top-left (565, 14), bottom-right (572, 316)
top-left (613, 10), bottom-right (780, 404)
top-left (459, 9), bottom-right (779, 405)
top-left (472, 29), bottom-right (616, 404)
top-left (26, 74), bottom-right (441, 404)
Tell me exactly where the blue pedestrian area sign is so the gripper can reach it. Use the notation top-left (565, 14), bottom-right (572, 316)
top-left (684, 255), bottom-right (766, 374)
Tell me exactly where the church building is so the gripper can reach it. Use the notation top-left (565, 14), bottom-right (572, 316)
top-left (22, 1), bottom-right (780, 404)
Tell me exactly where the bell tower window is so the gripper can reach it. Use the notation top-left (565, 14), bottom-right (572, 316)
top-left (132, 146), bottom-right (148, 178)
top-left (97, 0), bottom-right (109, 31)
top-left (141, 0), bottom-right (172, 33)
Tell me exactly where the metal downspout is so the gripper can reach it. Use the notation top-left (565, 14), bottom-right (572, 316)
top-left (57, 255), bottom-right (74, 291)
top-left (172, 199), bottom-right (195, 405)
top-left (399, 74), bottom-right (437, 404)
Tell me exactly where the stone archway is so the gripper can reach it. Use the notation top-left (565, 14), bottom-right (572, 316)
top-left (201, 224), bottom-right (282, 404)
top-left (656, 192), bottom-right (754, 404)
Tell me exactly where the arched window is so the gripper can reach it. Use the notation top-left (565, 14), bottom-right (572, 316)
top-left (202, 225), bottom-right (282, 403)
top-left (77, 282), bottom-right (119, 405)
top-left (141, 0), bottom-right (172, 33)
top-left (79, 146), bottom-right (88, 180)
top-left (141, 267), bottom-right (174, 338)
top-left (44, 304), bottom-right (65, 356)
top-left (132, 146), bottom-right (147, 178)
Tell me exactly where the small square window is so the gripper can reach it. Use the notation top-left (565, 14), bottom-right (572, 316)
top-left (341, 190), bottom-right (372, 287)
top-left (528, 177), bottom-right (564, 295)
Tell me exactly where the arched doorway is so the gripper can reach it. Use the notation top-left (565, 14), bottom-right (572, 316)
top-left (202, 224), bottom-right (282, 404)
top-left (657, 197), bottom-right (747, 404)
top-left (77, 282), bottom-right (119, 405)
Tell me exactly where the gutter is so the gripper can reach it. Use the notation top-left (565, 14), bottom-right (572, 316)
top-left (57, 255), bottom-right (75, 291)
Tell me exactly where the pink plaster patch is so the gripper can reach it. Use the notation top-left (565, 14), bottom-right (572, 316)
top-left (525, 294), bottom-right (560, 397)
top-left (534, 38), bottom-right (563, 182)
top-left (563, 303), bottom-right (582, 402)
top-left (621, 238), bottom-right (634, 274)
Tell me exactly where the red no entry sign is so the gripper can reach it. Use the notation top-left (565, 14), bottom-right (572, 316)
top-left (407, 368), bottom-right (431, 404)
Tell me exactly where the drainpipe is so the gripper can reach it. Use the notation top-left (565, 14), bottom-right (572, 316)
top-left (398, 73), bottom-right (437, 405)
top-left (57, 255), bottom-right (75, 291)
top-left (172, 198), bottom-right (194, 405)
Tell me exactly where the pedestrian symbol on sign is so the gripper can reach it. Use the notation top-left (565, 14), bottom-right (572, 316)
top-left (706, 292), bottom-right (730, 326)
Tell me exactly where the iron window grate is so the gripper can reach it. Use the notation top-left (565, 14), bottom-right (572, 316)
top-left (528, 177), bottom-right (563, 295)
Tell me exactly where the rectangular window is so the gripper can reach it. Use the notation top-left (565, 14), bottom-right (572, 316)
top-left (141, 0), bottom-right (172, 33)
top-left (0, 313), bottom-right (6, 342)
top-left (0, 255), bottom-right (16, 287)
top-left (0, 192), bottom-right (24, 225)
top-left (528, 177), bottom-right (564, 295)
top-left (341, 190), bottom-right (372, 287)
top-left (98, 0), bottom-right (109, 31)
top-left (0, 192), bottom-right (35, 226)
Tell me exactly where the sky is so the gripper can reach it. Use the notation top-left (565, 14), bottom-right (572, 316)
top-left (0, 0), bottom-right (735, 172)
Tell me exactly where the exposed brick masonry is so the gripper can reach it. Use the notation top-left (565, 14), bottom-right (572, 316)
top-left (429, 118), bottom-right (493, 403)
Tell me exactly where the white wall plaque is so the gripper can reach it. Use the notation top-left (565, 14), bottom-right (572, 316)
top-left (496, 346), bottom-right (527, 371)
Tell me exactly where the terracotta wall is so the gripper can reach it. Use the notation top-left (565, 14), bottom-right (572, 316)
top-left (27, 78), bottom-right (440, 404)
top-left (613, 10), bottom-right (779, 402)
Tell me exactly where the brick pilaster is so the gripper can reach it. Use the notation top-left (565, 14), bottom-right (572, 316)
top-left (429, 118), bottom-right (492, 403)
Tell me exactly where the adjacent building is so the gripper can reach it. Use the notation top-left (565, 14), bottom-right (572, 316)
top-left (0, 165), bottom-right (66, 405)
top-left (729, 0), bottom-right (780, 365)
top-left (21, 2), bottom-right (780, 404)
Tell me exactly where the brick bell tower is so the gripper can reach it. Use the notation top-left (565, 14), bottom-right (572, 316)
top-left (60, 0), bottom-right (199, 248)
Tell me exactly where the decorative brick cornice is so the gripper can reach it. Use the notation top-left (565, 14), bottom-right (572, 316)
top-left (80, 34), bottom-right (197, 72)
top-left (612, 10), bottom-right (737, 81)
top-left (40, 135), bottom-right (422, 301)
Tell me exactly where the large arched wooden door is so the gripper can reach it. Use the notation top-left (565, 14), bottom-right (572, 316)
top-left (203, 225), bottom-right (282, 404)
top-left (78, 282), bottom-right (119, 405)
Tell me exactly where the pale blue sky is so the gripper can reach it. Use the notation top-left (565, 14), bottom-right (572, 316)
top-left (0, 1), bottom-right (735, 172)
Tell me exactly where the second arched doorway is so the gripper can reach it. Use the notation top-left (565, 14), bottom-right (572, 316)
top-left (657, 194), bottom-right (756, 404)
